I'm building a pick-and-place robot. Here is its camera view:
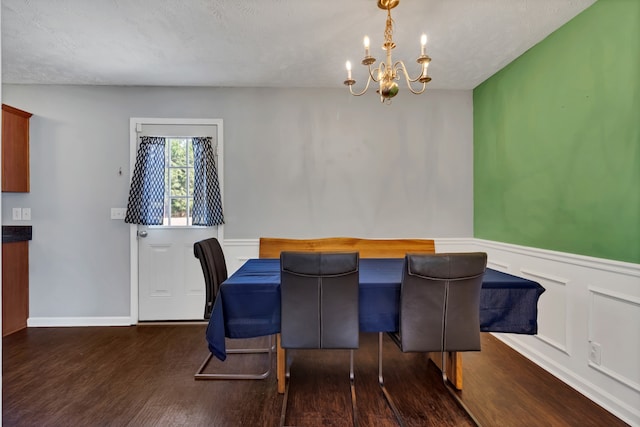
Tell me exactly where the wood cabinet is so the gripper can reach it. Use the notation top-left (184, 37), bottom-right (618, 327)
top-left (2, 104), bottom-right (32, 192)
top-left (2, 241), bottom-right (29, 336)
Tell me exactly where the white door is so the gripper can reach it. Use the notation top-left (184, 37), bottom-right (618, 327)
top-left (130, 119), bottom-right (224, 321)
top-left (137, 226), bottom-right (214, 321)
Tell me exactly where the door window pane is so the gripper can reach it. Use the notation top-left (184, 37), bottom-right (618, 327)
top-left (170, 139), bottom-right (187, 167)
top-left (170, 168), bottom-right (187, 196)
top-left (164, 138), bottom-right (195, 226)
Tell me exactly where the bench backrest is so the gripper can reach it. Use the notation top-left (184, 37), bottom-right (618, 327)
top-left (259, 237), bottom-right (435, 259)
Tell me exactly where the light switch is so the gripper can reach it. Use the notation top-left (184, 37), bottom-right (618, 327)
top-left (111, 208), bottom-right (127, 220)
top-left (12, 207), bottom-right (22, 221)
top-left (22, 207), bottom-right (31, 221)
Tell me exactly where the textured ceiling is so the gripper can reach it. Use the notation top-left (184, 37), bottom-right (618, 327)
top-left (2, 0), bottom-right (596, 90)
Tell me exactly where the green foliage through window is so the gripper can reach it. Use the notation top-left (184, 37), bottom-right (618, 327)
top-left (165, 138), bottom-right (194, 226)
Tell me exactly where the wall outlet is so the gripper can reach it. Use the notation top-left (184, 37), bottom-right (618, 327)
top-left (589, 341), bottom-right (602, 365)
top-left (12, 207), bottom-right (22, 221)
top-left (111, 208), bottom-right (127, 220)
top-left (22, 207), bottom-right (31, 221)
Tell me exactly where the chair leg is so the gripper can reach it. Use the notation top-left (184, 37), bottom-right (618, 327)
top-left (279, 350), bottom-right (291, 427)
top-left (280, 349), bottom-right (358, 427)
top-left (441, 351), bottom-right (482, 427)
top-left (378, 332), bottom-right (406, 427)
top-left (350, 349), bottom-right (358, 427)
top-left (194, 334), bottom-right (274, 380)
top-left (380, 332), bottom-right (481, 426)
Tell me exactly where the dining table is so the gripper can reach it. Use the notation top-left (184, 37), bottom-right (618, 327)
top-left (205, 257), bottom-right (545, 392)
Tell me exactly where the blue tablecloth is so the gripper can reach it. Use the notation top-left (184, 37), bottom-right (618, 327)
top-left (206, 258), bottom-right (545, 360)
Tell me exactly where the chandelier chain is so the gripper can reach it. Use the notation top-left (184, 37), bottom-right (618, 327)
top-left (384, 8), bottom-right (394, 48)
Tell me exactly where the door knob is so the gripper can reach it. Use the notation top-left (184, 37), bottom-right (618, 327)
top-left (137, 230), bottom-right (148, 238)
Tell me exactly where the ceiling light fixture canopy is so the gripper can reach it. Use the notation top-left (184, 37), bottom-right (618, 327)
top-left (343, 0), bottom-right (432, 104)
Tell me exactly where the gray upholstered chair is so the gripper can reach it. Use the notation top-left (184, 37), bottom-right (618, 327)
top-left (193, 237), bottom-right (273, 380)
top-left (279, 251), bottom-right (360, 427)
top-left (379, 252), bottom-right (487, 427)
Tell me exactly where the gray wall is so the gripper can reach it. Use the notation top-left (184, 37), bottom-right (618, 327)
top-left (2, 84), bottom-right (473, 318)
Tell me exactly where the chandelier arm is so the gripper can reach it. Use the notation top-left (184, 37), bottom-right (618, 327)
top-left (405, 82), bottom-right (427, 95)
top-left (394, 61), bottom-right (425, 83)
top-left (348, 73), bottom-right (374, 96)
top-left (397, 62), bottom-right (428, 95)
top-left (370, 64), bottom-right (383, 83)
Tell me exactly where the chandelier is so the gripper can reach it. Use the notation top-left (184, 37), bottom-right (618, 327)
top-left (343, 0), bottom-right (432, 104)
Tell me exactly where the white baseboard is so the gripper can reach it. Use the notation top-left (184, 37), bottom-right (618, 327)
top-left (493, 333), bottom-right (640, 426)
top-left (27, 317), bottom-right (134, 327)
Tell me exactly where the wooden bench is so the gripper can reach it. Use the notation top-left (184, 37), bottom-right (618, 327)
top-left (259, 237), bottom-right (464, 393)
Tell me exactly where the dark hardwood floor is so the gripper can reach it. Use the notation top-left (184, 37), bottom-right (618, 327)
top-left (3, 325), bottom-right (627, 426)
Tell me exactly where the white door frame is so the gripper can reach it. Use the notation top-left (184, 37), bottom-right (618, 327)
top-left (128, 117), bottom-right (224, 324)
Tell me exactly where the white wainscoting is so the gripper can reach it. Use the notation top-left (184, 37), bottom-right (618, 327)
top-left (221, 239), bottom-right (260, 275)
top-left (472, 239), bottom-right (640, 426)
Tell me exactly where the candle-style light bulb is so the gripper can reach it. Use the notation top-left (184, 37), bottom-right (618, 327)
top-left (420, 34), bottom-right (427, 56)
top-left (364, 36), bottom-right (370, 57)
top-left (346, 61), bottom-right (352, 79)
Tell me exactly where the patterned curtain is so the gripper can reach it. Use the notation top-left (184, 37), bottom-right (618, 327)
top-left (124, 136), bottom-right (166, 225)
top-left (192, 137), bottom-right (224, 226)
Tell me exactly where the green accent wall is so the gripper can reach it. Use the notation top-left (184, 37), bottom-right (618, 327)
top-left (473, 0), bottom-right (640, 264)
